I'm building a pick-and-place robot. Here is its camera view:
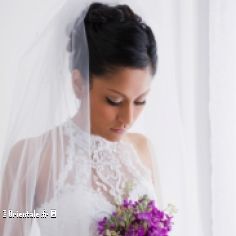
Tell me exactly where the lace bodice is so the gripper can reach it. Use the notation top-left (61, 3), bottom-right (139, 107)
top-left (36, 119), bottom-right (158, 236)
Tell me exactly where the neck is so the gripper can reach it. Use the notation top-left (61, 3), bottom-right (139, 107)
top-left (72, 102), bottom-right (90, 132)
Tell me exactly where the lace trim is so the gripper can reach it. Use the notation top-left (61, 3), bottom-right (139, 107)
top-left (50, 119), bottom-right (152, 204)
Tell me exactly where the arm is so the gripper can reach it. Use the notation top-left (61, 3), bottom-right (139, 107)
top-left (0, 141), bottom-right (33, 236)
top-left (125, 133), bottom-right (164, 209)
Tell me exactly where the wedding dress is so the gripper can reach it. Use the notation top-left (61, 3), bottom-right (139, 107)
top-left (36, 118), bottom-right (159, 236)
top-left (0, 2), bottom-right (163, 235)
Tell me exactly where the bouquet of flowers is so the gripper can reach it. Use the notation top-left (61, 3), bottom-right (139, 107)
top-left (97, 194), bottom-right (176, 236)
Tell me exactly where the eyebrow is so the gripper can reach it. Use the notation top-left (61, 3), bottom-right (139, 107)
top-left (107, 88), bottom-right (150, 99)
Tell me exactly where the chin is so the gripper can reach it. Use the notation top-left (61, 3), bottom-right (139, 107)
top-left (107, 136), bottom-right (122, 142)
top-left (92, 128), bottom-right (126, 142)
top-left (102, 131), bottom-right (125, 142)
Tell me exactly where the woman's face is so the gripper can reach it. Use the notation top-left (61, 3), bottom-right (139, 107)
top-left (89, 67), bottom-right (152, 141)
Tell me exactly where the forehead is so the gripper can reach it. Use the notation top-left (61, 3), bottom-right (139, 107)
top-left (91, 67), bottom-right (152, 96)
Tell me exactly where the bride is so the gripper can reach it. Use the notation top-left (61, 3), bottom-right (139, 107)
top-left (0, 1), bottom-right (163, 235)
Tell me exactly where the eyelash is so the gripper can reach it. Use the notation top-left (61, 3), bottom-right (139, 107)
top-left (106, 97), bottom-right (146, 106)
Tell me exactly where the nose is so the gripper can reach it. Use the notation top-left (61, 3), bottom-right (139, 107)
top-left (117, 103), bottom-right (134, 128)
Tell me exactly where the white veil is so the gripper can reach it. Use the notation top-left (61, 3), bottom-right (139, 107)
top-left (0, 1), bottom-right (91, 235)
top-left (0, 1), bottom-right (163, 235)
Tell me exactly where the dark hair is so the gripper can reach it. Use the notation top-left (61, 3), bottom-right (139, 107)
top-left (68, 2), bottom-right (157, 79)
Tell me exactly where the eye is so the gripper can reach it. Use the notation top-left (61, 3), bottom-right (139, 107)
top-left (106, 97), bottom-right (147, 106)
top-left (134, 101), bottom-right (146, 106)
top-left (106, 97), bottom-right (122, 106)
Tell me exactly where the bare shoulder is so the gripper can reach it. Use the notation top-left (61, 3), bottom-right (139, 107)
top-left (2, 136), bottom-right (45, 188)
top-left (3, 125), bottom-right (64, 185)
top-left (5, 130), bottom-right (52, 168)
top-left (122, 132), bottom-right (153, 172)
top-left (123, 132), bottom-right (151, 147)
top-left (3, 138), bottom-right (34, 173)
top-left (2, 127), bottom-right (62, 208)
top-left (7, 125), bottom-right (62, 160)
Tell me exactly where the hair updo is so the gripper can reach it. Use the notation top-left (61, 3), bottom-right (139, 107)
top-left (68, 2), bottom-right (157, 80)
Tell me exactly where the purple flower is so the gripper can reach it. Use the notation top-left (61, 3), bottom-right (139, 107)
top-left (97, 195), bottom-right (175, 236)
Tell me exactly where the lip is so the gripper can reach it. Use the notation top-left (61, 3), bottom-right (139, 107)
top-left (110, 128), bottom-right (126, 134)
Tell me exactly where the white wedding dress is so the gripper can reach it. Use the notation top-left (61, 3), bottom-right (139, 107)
top-left (36, 119), bottom-right (159, 236)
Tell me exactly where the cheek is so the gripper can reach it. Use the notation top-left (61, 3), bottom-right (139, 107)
top-left (133, 106), bottom-right (145, 121)
top-left (90, 97), bottom-right (117, 124)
